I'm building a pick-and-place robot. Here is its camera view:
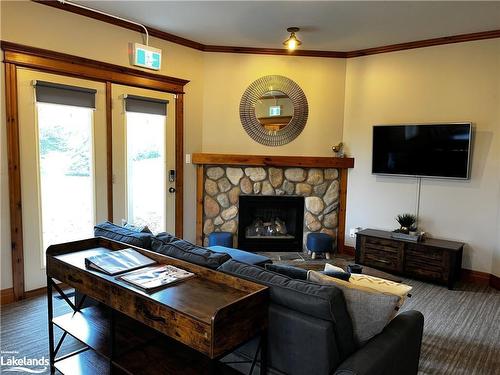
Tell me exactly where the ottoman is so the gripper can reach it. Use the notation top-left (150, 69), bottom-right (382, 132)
top-left (306, 233), bottom-right (334, 260)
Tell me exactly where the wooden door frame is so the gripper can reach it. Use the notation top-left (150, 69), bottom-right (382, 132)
top-left (1, 41), bottom-right (189, 301)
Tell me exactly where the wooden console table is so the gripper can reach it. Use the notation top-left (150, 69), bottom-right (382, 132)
top-left (46, 237), bottom-right (269, 374)
top-left (356, 229), bottom-right (464, 289)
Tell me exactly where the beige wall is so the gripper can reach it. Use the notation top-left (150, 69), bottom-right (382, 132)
top-left (201, 52), bottom-right (346, 156)
top-left (0, 0), bottom-right (205, 290)
top-left (343, 39), bottom-right (500, 274)
top-left (2, 1), bottom-right (499, 292)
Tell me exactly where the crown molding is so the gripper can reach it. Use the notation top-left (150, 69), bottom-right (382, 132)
top-left (34, 0), bottom-right (500, 59)
top-left (346, 29), bottom-right (500, 58)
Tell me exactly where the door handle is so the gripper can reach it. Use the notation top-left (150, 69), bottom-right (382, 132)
top-left (168, 187), bottom-right (176, 193)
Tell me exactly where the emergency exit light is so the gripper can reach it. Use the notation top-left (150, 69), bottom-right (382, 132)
top-left (133, 43), bottom-right (162, 70)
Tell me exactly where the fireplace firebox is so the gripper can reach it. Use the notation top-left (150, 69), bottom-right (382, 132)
top-left (238, 195), bottom-right (304, 252)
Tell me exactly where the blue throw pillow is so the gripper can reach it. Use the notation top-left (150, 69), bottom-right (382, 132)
top-left (265, 264), bottom-right (308, 280)
top-left (321, 270), bottom-right (351, 281)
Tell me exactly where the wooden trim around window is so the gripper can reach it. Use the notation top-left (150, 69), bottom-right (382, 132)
top-left (2, 42), bottom-right (188, 301)
top-left (1, 41), bottom-right (189, 93)
top-left (105, 82), bottom-right (113, 221)
top-left (175, 94), bottom-right (184, 237)
top-left (32, 1), bottom-right (500, 59)
top-left (4, 63), bottom-right (25, 301)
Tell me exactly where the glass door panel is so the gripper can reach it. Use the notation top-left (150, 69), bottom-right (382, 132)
top-left (37, 103), bottom-right (95, 259)
top-left (17, 69), bottom-right (107, 291)
top-left (111, 85), bottom-right (175, 234)
top-left (126, 112), bottom-right (166, 233)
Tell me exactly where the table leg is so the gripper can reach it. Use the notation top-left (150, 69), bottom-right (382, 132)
top-left (109, 308), bottom-right (115, 373)
top-left (47, 277), bottom-right (55, 374)
top-left (260, 330), bottom-right (267, 375)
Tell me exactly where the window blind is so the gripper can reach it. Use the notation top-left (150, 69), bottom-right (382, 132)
top-left (124, 95), bottom-right (168, 116)
top-left (34, 80), bottom-right (97, 109)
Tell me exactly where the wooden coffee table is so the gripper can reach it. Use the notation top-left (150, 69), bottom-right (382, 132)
top-left (46, 237), bottom-right (269, 375)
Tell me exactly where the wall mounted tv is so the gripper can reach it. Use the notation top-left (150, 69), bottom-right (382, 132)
top-left (372, 123), bottom-right (472, 179)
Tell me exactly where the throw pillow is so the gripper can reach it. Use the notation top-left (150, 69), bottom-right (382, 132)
top-left (321, 264), bottom-right (351, 281)
top-left (123, 222), bottom-right (152, 234)
top-left (264, 264), bottom-right (308, 280)
top-left (324, 263), bottom-right (413, 308)
top-left (308, 270), bottom-right (399, 346)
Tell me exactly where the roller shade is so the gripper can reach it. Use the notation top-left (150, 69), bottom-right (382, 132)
top-left (124, 95), bottom-right (168, 116)
top-left (34, 80), bottom-right (97, 109)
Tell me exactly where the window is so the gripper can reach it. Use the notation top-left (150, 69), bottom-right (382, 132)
top-left (37, 103), bottom-right (95, 255)
top-left (126, 111), bottom-right (166, 233)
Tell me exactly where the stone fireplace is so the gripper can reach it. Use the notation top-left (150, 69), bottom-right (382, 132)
top-left (193, 154), bottom-right (354, 254)
top-left (238, 195), bottom-right (304, 252)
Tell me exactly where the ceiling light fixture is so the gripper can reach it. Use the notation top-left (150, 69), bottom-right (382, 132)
top-left (283, 27), bottom-right (302, 50)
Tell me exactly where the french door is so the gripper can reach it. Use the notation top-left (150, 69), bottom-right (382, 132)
top-left (110, 84), bottom-right (176, 234)
top-left (17, 69), bottom-right (108, 291)
top-left (16, 72), bottom-right (175, 292)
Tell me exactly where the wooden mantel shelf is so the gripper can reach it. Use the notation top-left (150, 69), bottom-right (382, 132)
top-left (192, 153), bottom-right (355, 168)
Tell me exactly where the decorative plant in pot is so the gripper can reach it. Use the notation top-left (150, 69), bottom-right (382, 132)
top-left (395, 213), bottom-right (417, 235)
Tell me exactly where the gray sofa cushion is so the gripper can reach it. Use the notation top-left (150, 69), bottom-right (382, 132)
top-left (94, 221), bottom-right (153, 249)
top-left (217, 260), bottom-right (356, 359)
top-left (151, 237), bottom-right (231, 269)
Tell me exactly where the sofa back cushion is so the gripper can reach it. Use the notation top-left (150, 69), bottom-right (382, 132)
top-left (94, 221), bottom-right (153, 249)
top-left (151, 237), bottom-right (231, 270)
top-left (154, 232), bottom-right (180, 244)
top-left (217, 260), bottom-right (356, 360)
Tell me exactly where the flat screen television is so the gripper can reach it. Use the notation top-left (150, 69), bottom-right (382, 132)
top-left (372, 123), bottom-right (472, 179)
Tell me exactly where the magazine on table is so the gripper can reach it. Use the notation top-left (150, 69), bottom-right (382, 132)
top-left (85, 248), bottom-right (156, 276)
top-left (117, 264), bottom-right (195, 292)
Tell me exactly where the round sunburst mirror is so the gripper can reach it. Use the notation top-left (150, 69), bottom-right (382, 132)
top-left (239, 75), bottom-right (308, 146)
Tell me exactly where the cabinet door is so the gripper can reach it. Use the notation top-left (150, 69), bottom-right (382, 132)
top-left (405, 244), bottom-right (448, 283)
top-left (359, 236), bottom-right (404, 273)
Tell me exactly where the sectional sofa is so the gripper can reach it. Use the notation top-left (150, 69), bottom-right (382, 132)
top-left (87, 222), bottom-right (424, 375)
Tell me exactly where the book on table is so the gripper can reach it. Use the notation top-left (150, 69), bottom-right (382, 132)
top-left (117, 265), bottom-right (195, 292)
top-left (85, 248), bottom-right (156, 275)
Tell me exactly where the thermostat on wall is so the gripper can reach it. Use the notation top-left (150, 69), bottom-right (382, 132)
top-left (133, 43), bottom-right (162, 70)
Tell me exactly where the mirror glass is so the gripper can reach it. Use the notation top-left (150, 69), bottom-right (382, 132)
top-left (255, 90), bottom-right (294, 132)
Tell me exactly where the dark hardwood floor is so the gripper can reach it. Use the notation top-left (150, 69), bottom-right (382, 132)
top-left (1, 265), bottom-right (499, 375)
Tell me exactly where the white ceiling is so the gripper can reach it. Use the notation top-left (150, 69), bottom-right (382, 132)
top-left (76, 1), bottom-right (500, 51)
